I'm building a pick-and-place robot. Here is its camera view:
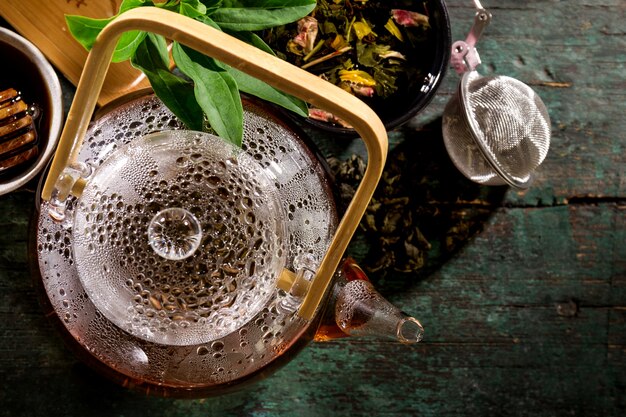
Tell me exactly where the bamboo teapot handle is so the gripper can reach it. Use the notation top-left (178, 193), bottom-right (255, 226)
top-left (41, 6), bottom-right (388, 320)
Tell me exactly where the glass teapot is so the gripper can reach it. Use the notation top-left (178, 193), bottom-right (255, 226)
top-left (32, 7), bottom-right (423, 397)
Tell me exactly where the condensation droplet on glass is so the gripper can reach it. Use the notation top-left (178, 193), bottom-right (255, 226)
top-left (175, 156), bottom-right (189, 167)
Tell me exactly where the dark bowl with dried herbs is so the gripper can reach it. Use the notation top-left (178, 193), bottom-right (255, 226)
top-left (262, 0), bottom-right (451, 134)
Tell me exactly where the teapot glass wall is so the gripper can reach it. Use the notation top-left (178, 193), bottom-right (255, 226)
top-left (32, 92), bottom-right (422, 397)
top-left (31, 7), bottom-right (424, 397)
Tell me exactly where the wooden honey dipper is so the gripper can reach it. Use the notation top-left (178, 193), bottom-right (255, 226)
top-left (0, 88), bottom-right (39, 173)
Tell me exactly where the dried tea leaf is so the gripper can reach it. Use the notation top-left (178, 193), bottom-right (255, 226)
top-left (329, 153), bottom-right (432, 276)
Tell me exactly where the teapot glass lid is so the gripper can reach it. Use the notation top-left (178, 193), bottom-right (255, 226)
top-left (72, 130), bottom-right (287, 345)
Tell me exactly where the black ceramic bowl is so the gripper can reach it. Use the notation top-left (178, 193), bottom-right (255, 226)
top-left (265, 0), bottom-right (451, 135)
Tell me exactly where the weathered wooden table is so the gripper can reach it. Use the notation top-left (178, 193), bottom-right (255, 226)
top-left (1, 0), bottom-right (624, 415)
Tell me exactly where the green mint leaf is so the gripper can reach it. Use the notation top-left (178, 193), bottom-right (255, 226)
top-left (132, 34), bottom-right (204, 130)
top-left (112, 0), bottom-right (150, 61)
top-left (220, 0), bottom-right (311, 8)
top-left (226, 30), bottom-right (275, 54)
top-left (211, 0), bottom-right (316, 31)
top-left (155, 0), bottom-right (182, 10)
top-left (113, 31), bottom-right (148, 62)
top-left (66, 0), bottom-right (150, 62)
top-left (119, 0), bottom-right (150, 13)
top-left (200, 0), bottom-right (223, 14)
top-left (65, 15), bottom-right (113, 51)
top-left (194, 14), bottom-right (221, 30)
top-left (223, 65), bottom-right (308, 117)
top-left (68, 0), bottom-right (312, 148)
top-left (145, 31), bottom-right (171, 66)
top-left (223, 31), bottom-right (307, 116)
top-left (172, 43), bottom-right (244, 146)
top-left (180, 0), bottom-right (208, 18)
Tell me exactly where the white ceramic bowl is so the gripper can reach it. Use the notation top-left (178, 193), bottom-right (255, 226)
top-left (0, 27), bottom-right (63, 195)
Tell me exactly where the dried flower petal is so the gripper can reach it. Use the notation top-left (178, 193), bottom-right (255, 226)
top-left (330, 34), bottom-right (348, 50)
top-left (293, 16), bottom-right (319, 53)
top-left (391, 9), bottom-right (430, 27)
top-left (384, 18), bottom-right (403, 41)
top-left (352, 20), bottom-right (373, 40)
top-left (380, 51), bottom-right (406, 61)
top-left (308, 107), bottom-right (352, 128)
top-left (287, 40), bottom-right (304, 55)
top-left (350, 84), bottom-right (375, 97)
top-left (339, 70), bottom-right (376, 86)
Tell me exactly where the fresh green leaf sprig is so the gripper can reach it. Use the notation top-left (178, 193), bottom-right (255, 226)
top-left (66, 0), bottom-right (316, 147)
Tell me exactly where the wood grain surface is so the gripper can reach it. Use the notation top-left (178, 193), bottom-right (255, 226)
top-left (0, 0), bottom-right (624, 416)
top-left (0, 0), bottom-right (149, 106)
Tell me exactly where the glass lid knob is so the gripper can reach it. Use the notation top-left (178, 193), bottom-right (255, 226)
top-left (148, 207), bottom-right (203, 261)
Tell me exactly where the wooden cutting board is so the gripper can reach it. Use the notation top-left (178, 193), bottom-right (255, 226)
top-left (0, 0), bottom-right (150, 106)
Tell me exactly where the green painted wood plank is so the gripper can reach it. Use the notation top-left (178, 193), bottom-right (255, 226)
top-left (0, 0), bottom-right (624, 416)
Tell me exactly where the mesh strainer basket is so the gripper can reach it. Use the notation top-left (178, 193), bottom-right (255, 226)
top-left (442, 4), bottom-right (551, 188)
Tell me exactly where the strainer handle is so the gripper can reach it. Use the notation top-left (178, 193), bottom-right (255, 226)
top-left (41, 7), bottom-right (388, 321)
top-left (450, 7), bottom-right (492, 74)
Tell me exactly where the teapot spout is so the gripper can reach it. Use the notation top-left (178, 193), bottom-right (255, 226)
top-left (330, 258), bottom-right (424, 344)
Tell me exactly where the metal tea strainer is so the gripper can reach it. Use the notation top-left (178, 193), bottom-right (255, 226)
top-left (442, 1), bottom-right (551, 188)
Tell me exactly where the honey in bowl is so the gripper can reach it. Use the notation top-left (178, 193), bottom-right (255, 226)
top-left (0, 26), bottom-right (62, 194)
top-left (0, 42), bottom-right (47, 175)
